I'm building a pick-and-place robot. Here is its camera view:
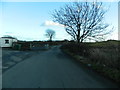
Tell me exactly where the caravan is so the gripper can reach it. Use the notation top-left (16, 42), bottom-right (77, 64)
top-left (0, 37), bottom-right (18, 47)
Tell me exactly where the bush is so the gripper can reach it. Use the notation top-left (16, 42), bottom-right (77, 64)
top-left (61, 41), bottom-right (120, 70)
top-left (88, 48), bottom-right (108, 65)
top-left (88, 42), bottom-right (120, 70)
top-left (61, 41), bottom-right (120, 83)
top-left (12, 42), bottom-right (31, 50)
top-left (61, 42), bottom-right (90, 56)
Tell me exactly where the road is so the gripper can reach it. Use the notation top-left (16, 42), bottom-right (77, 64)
top-left (2, 46), bottom-right (118, 88)
top-left (2, 48), bottom-right (40, 72)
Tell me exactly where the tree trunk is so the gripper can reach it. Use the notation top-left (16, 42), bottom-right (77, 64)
top-left (77, 28), bottom-right (80, 43)
top-left (77, 37), bottom-right (80, 43)
top-left (50, 36), bottom-right (52, 41)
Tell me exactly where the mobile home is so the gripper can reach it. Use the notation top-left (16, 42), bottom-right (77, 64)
top-left (0, 37), bottom-right (18, 47)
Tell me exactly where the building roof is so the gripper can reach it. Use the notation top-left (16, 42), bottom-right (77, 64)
top-left (1, 36), bottom-right (17, 40)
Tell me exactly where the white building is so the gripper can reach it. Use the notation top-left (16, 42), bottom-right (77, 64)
top-left (0, 37), bottom-right (18, 47)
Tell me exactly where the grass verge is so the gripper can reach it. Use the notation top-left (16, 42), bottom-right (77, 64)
top-left (61, 45), bottom-right (120, 86)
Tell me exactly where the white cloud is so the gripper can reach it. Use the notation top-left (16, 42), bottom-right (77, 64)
top-left (41, 20), bottom-right (65, 27)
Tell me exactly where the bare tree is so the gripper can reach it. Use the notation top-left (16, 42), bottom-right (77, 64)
top-left (45, 29), bottom-right (55, 41)
top-left (52, 1), bottom-right (110, 43)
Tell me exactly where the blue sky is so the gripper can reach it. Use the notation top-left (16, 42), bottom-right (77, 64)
top-left (0, 1), bottom-right (118, 41)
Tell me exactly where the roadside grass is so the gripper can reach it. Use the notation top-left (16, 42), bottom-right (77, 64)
top-left (60, 40), bottom-right (120, 84)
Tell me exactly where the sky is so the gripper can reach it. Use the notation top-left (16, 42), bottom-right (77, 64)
top-left (0, 0), bottom-right (119, 41)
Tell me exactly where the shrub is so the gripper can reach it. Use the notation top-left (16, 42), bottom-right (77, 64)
top-left (12, 42), bottom-right (31, 50)
top-left (88, 48), bottom-right (108, 65)
top-left (61, 41), bottom-right (120, 83)
top-left (61, 42), bottom-right (90, 56)
top-left (88, 42), bottom-right (120, 70)
top-left (61, 41), bottom-right (120, 70)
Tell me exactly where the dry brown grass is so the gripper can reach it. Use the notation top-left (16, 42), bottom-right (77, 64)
top-left (61, 40), bottom-right (120, 83)
top-left (89, 48), bottom-right (119, 69)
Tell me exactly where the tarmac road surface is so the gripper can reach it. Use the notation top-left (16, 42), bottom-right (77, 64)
top-left (2, 48), bottom-right (40, 72)
top-left (2, 46), bottom-right (118, 88)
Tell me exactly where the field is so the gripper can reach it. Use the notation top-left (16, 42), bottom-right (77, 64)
top-left (60, 40), bottom-right (120, 84)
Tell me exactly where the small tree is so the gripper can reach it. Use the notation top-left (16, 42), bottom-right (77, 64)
top-left (52, 1), bottom-right (110, 43)
top-left (45, 29), bottom-right (55, 41)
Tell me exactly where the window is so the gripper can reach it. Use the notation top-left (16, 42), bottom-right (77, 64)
top-left (5, 40), bottom-right (9, 44)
